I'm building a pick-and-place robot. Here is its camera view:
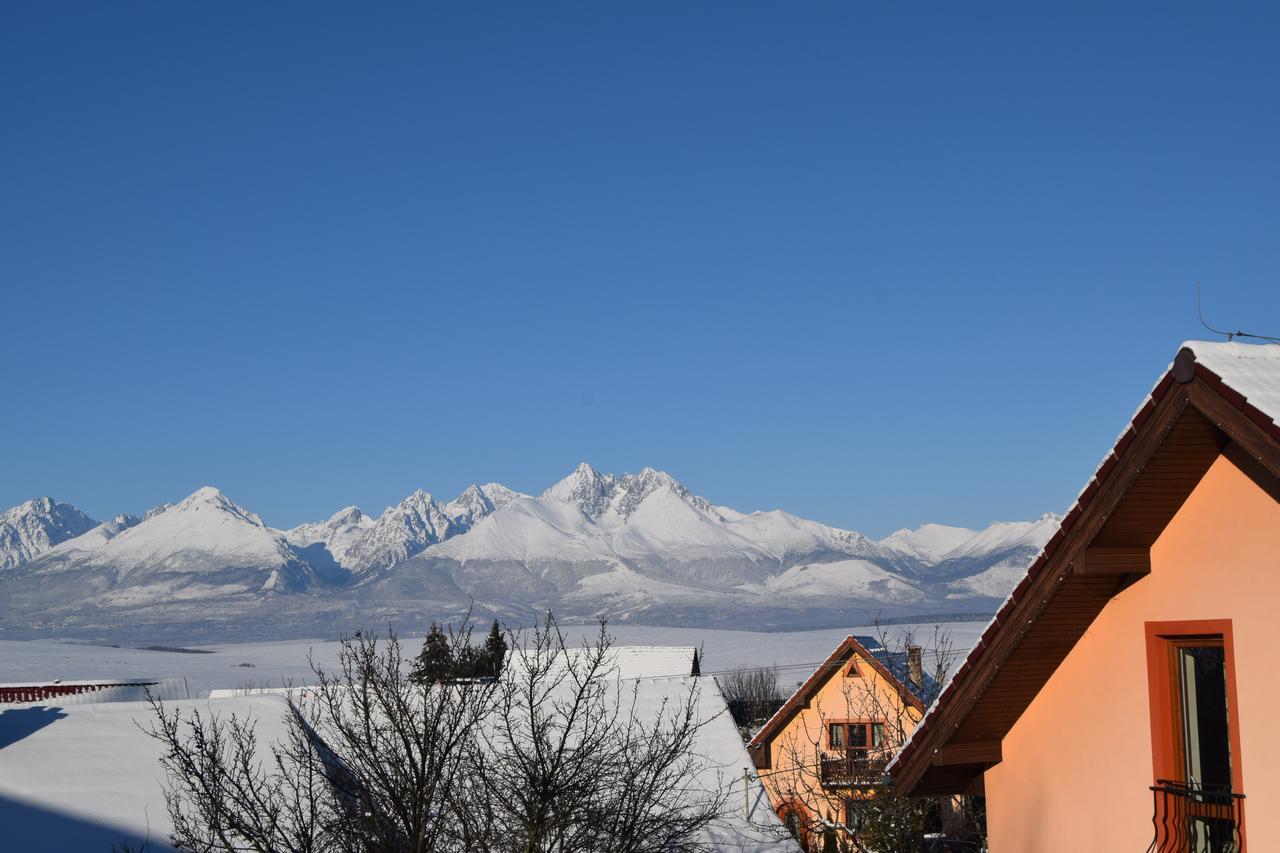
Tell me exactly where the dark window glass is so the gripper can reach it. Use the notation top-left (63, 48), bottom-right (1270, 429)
top-left (1178, 645), bottom-right (1232, 788)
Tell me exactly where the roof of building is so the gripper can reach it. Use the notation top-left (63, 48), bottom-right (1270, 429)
top-left (747, 634), bottom-right (935, 765)
top-left (1, 678), bottom-right (189, 705)
top-left (505, 644), bottom-right (698, 681)
top-left (0, 676), bottom-right (789, 851)
top-left (1188, 340), bottom-right (1280, 421)
top-left (888, 340), bottom-right (1280, 796)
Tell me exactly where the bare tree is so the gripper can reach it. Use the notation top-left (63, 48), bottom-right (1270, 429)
top-left (145, 626), bottom-right (492, 852)
top-left (465, 613), bottom-right (732, 853)
top-left (143, 615), bottom-right (734, 853)
top-left (718, 664), bottom-right (785, 739)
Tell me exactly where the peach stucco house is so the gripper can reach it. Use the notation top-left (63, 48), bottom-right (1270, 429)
top-left (749, 635), bottom-right (933, 847)
top-left (890, 341), bottom-right (1280, 852)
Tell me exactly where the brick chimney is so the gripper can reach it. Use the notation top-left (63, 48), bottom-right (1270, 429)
top-left (907, 644), bottom-right (923, 692)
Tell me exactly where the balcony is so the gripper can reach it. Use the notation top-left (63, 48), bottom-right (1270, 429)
top-left (818, 749), bottom-right (890, 788)
top-left (1146, 779), bottom-right (1245, 853)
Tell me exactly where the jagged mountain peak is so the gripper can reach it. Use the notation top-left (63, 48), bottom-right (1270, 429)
top-left (541, 463), bottom-right (704, 520)
top-left (446, 483), bottom-right (524, 525)
top-left (328, 506), bottom-right (370, 525)
top-left (11, 496), bottom-right (54, 514)
top-left (543, 462), bottom-right (614, 516)
top-left (344, 489), bottom-right (456, 574)
top-left (389, 489), bottom-right (437, 512)
top-left (0, 496), bottom-right (99, 570)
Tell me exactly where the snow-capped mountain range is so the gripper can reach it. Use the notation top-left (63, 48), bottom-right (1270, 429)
top-left (0, 465), bottom-right (1058, 641)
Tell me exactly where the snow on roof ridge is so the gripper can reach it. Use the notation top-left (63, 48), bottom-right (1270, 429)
top-left (1182, 338), bottom-right (1280, 357)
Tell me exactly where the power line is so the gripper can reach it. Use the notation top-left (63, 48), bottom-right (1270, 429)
top-left (1197, 283), bottom-right (1280, 344)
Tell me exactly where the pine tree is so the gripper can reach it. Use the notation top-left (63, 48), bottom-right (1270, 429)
top-left (482, 619), bottom-right (508, 678)
top-left (410, 623), bottom-right (455, 685)
top-left (453, 645), bottom-right (480, 679)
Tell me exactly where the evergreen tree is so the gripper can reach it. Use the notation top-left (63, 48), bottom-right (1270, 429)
top-left (410, 623), bottom-right (455, 685)
top-left (482, 619), bottom-right (508, 677)
top-left (453, 645), bottom-right (481, 679)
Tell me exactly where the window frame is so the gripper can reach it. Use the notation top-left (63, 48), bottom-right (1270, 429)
top-left (1144, 620), bottom-right (1246, 794)
top-left (827, 720), bottom-right (884, 752)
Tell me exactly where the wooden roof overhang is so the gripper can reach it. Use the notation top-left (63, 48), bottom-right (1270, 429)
top-left (890, 347), bottom-right (1280, 797)
top-left (748, 636), bottom-right (926, 771)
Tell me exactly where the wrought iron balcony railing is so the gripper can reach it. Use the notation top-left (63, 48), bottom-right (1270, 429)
top-left (1146, 779), bottom-right (1245, 853)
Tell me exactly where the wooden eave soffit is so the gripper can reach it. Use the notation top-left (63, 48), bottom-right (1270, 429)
top-left (1072, 546), bottom-right (1152, 576)
top-left (931, 740), bottom-right (1002, 767)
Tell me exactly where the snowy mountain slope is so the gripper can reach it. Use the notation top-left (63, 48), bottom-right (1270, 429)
top-left (923, 514), bottom-right (1061, 589)
top-left (879, 523), bottom-right (977, 562)
top-left (739, 558), bottom-right (926, 602)
top-left (0, 468), bottom-right (1051, 639)
top-left (285, 506), bottom-right (376, 571)
top-left (0, 497), bottom-right (98, 569)
top-left (341, 483), bottom-right (527, 575)
top-left (432, 466), bottom-right (877, 567)
top-left (379, 465), bottom-right (937, 618)
top-left (10, 487), bottom-right (319, 597)
top-left (940, 513), bottom-right (1060, 561)
top-left (44, 514), bottom-right (143, 555)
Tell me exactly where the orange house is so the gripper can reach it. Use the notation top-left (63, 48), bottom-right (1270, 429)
top-left (748, 635), bottom-right (932, 846)
top-left (890, 341), bottom-right (1280, 852)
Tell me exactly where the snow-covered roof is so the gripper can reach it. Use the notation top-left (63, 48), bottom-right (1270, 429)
top-left (1, 677), bottom-right (189, 706)
top-left (505, 644), bottom-right (699, 681)
top-left (1184, 340), bottom-right (1280, 423)
top-left (0, 678), bottom-right (788, 851)
top-left (0, 694), bottom-right (293, 851)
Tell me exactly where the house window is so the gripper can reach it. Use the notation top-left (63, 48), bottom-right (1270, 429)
top-left (828, 722), bottom-right (886, 752)
top-left (1171, 639), bottom-right (1231, 788)
top-left (1144, 621), bottom-right (1243, 793)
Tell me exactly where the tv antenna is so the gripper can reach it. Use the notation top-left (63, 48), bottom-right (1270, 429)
top-left (1196, 283), bottom-right (1280, 344)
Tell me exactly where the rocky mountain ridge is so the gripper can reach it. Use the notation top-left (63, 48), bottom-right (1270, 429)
top-left (0, 466), bottom-right (1058, 641)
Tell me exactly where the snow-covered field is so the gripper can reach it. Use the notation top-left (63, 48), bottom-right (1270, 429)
top-left (0, 621), bottom-right (986, 698)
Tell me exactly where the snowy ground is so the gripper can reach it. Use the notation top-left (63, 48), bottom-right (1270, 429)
top-left (0, 621), bottom-right (986, 698)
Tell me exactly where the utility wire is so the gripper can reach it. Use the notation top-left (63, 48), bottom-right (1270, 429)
top-left (1197, 283), bottom-right (1280, 344)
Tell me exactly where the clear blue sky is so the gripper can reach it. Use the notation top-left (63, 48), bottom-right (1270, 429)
top-left (3, 3), bottom-right (1278, 536)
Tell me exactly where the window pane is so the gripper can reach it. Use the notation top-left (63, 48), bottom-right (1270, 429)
top-left (1178, 644), bottom-right (1231, 788)
top-left (830, 723), bottom-right (844, 748)
top-left (848, 723), bottom-right (868, 748)
top-left (872, 723), bottom-right (885, 747)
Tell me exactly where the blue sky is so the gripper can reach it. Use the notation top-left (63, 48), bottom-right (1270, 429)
top-left (3, 3), bottom-right (1278, 536)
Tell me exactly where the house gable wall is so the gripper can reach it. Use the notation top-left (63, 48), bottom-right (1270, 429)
top-left (761, 647), bottom-right (923, 823)
top-left (984, 453), bottom-right (1280, 851)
